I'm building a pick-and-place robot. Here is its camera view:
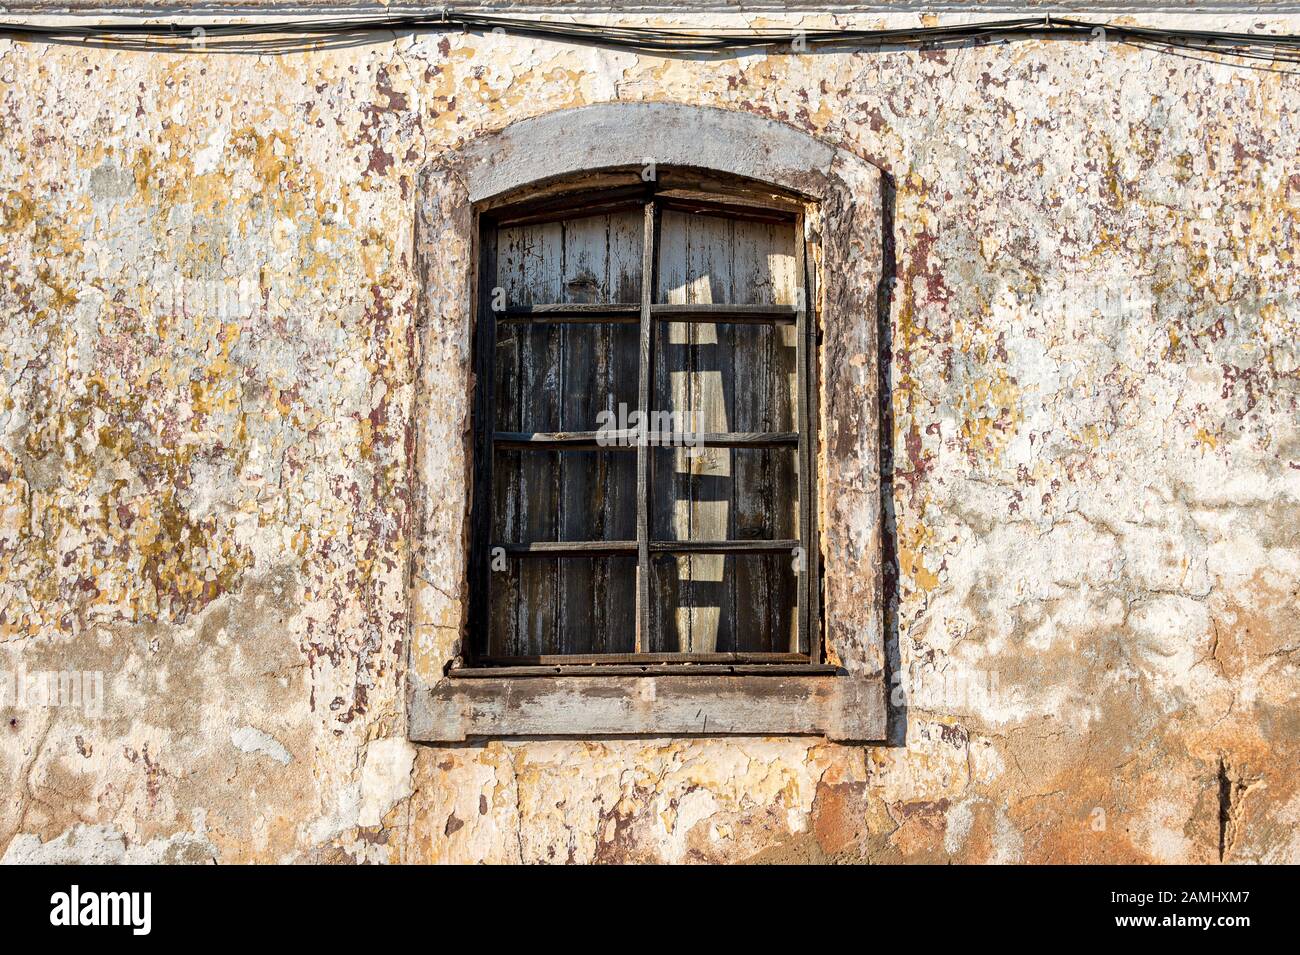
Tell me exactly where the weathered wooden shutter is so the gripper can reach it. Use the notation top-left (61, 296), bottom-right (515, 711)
top-left (652, 211), bottom-right (799, 653)
top-left (482, 199), bottom-right (805, 658)
top-left (490, 211), bottom-right (642, 656)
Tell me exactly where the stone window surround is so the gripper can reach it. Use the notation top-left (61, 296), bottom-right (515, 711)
top-left (407, 102), bottom-right (886, 743)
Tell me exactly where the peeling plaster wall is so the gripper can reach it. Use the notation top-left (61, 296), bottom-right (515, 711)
top-left (0, 8), bottom-right (1297, 864)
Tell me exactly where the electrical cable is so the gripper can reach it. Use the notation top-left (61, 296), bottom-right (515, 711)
top-left (0, 12), bottom-right (1297, 67)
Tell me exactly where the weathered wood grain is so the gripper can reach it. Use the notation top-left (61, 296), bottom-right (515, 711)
top-left (473, 651), bottom-right (810, 666)
top-left (636, 201), bottom-right (657, 653)
top-left (651, 303), bottom-right (797, 323)
top-left (411, 673), bottom-right (886, 742)
top-left (452, 664), bottom-right (835, 678)
top-left (469, 223), bottom-right (498, 662)
top-left (500, 303), bottom-right (640, 324)
top-left (654, 211), bottom-right (799, 654)
top-left (493, 210), bottom-right (642, 654)
top-left (496, 431), bottom-right (797, 450)
top-left (479, 182), bottom-right (840, 666)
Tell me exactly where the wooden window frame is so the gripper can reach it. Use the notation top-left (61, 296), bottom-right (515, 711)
top-left (468, 175), bottom-right (823, 669)
top-left (407, 104), bottom-right (887, 743)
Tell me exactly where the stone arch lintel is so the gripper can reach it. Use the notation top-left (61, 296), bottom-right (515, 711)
top-left (429, 102), bottom-right (878, 204)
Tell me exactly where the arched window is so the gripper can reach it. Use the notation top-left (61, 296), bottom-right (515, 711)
top-left (410, 104), bottom-right (886, 741)
top-left (472, 168), bottom-right (816, 663)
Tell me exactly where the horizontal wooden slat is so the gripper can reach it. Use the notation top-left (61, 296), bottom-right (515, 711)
top-left (494, 199), bottom-right (647, 229)
top-left (474, 652), bottom-right (810, 666)
top-left (651, 303), bottom-right (797, 324)
top-left (498, 303), bottom-right (640, 324)
top-left (494, 430), bottom-right (634, 450)
top-left (451, 664), bottom-right (838, 678)
top-left (498, 304), bottom-right (800, 325)
top-left (485, 183), bottom-right (649, 228)
top-left (654, 171), bottom-right (809, 214)
top-left (497, 539), bottom-right (799, 557)
top-left (494, 431), bottom-right (797, 450)
top-left (657, 194), bottom-right (797, 224)
top-left (410, 673), bottom-right (887, 742)
top-left (499, 540), bottom-right (638, 557)
top-left (678, 431), bottom-right (797, 447)
top-left (479, 169), bottom-right (808, 222)
top-left (649, 539), bottom-right (799, 554)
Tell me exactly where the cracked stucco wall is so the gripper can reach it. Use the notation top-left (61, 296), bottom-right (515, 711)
top-left (0, 9), bottom-right (1297, 863)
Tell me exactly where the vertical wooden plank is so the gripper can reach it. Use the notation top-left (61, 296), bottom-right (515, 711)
top-left (801, 216), bottom-right (823, 665)
top-left (657, 209), bottom-right (703, 650)
top-left (767, 221), bottom-right (800, 656)
top-left (653, 211), bottom-right (687, 651)
top-left (731, 219), bottom-right (779, 652)
top-left (794, 214), bottom-right (814, 659)
top-left (684, 214), bottom-right (735, 653)
top-left (557, 214), bottom-right (607, 654)
top-left (635, 200), bottom-right (656, 653)
top-left (488, 228), bottom-right (519, 656)
top-left (471, 220), bottom-right (499, 662)
top-left (486, 452), bottom-right (518, 656)
top-left (605, 211), bottom-right (643, 651)
top-left (495, 223), bottom-right (526, 656)
top-left (647, 449), bottom-right (681, 653)
top-left (501, 220), bottom-right (563, 655)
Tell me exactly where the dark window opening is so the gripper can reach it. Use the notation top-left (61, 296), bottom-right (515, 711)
top-left (468, 169), bottom-right (822, 668)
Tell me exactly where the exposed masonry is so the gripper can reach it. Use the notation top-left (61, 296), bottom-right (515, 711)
top-left (0, 4), bottom-right (1296, 862)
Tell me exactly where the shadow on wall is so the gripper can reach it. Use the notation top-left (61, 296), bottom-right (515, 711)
top-left (876, 173), bottom-right (905, 747)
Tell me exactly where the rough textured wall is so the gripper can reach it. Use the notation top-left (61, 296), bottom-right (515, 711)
top-left (0, 11), bottom-right (1297, 864)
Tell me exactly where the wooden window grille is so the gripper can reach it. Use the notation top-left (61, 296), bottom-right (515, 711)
top-left (467, 170), bottom-right (822, 671)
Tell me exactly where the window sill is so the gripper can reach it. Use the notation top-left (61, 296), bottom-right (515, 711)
top-left (449, 663), bottom-right (839, 678)
top-left (408, 669), bottom-right (885, 743)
